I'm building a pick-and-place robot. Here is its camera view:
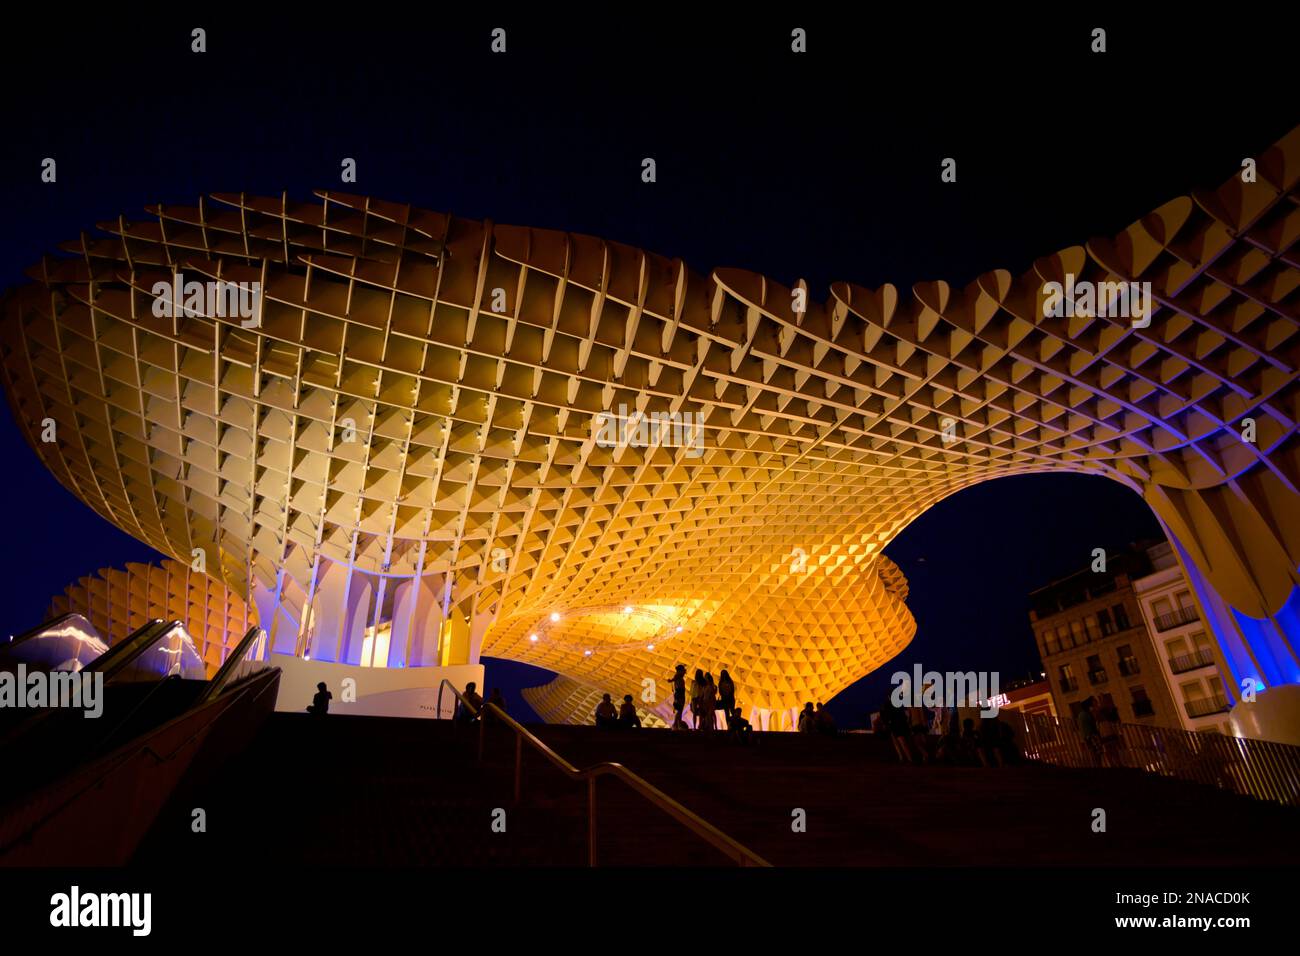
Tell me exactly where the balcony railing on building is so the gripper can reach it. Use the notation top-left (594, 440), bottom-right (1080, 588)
top-left (1059, 677), bottom-right (1078, 693)
top-left (1185, 695), bottom-right (1230, 718)
top-left (1117, 657), bottom-right (1140, 676)
top-left (1170, 648), bottom-right (1216, 674)
top-left (1132, 699), bottom-right (1154, 717)
top-left (1154, 606), bottom-right (1200, 632)
top-left (1010, 712), bottom-right (1300, 807)
top-left (1087, 668), bottom-right (1107, 685)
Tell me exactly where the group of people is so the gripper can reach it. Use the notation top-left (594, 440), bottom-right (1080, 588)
top-left (1074, 694), bottom-right (1124, 766)
top-left (656, 665), bottom-right (752, 738)
top-left (796, 702), bottom-right (837, 734)
top-left (453, 682), bottom-right (506, 723)
top-left (875, 697), bottom-right (1022, 767)
top-left (593, 692), bottom-right (644, 730)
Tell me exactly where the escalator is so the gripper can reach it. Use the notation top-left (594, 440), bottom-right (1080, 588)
top-left (1, 611), bottom-right (111, 673)
top-left (0, 618), bottom-right (280, 865)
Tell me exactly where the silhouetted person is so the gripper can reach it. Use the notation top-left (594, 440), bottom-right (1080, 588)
top-left (935, 724), bottom-right (962, 764)
top-left (997, 719), bottom-right (1022, 764)
top-left (307, 681), bottom-right (331, 716)
top-left (456, 681), bottom-right (483, 724)
top-left (669, 664), bottom-right (688, 729)
top-left (909, 704), bottom-right (933, 762)
top-left (595, 693), bottom-right (618, 729)
top-left (729, 701), bottom-right (752, 741)
top-left (960, 718), bottom-right (981, 764)
top-left (815, 702), bottom-right (836, 736)
top-left (882, 695), bottom-right (914, 763)
top-left (618, 694), bottom-right (641, 729)
top-left (797, 702), bottom-right (816, 733)
top-left (486, 688), bottom-right (506, 715)
top-left (699, 673), bottom-right (718, 731)
top-left (978, 713), bottom-right (1005, 766)
top-left (1076, 696), bottom-right (1101, 765)
top-left (690, 669), bottom-right (705, 728)
top-left (718, 668), bottom-right (736, 719)
top-left (1096, 693), bottom-right (1121, 766)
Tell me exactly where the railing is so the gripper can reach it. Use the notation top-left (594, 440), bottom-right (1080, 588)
top-left (1059, 677), bottom-right (1078, 693)
top-left (1185, 695), bottom-right (1230, 718)
top-left (1011, 710), bottom-right (1300, 807)
top-left (1154, 606), bottom-right (1200, 632)
top-left (1088, 669), bottom-right (1108, 685)
top-left (198, 627), bottom-right (271, 704)
top-left (435, 680), bottom-right (770, 867)
top-left (1170, 649), bottom-right (1216, 674)
top-left (0, 666), bottom-right (282, 864)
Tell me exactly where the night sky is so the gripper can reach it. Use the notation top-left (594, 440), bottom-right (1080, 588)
top-left (0, 12), bottom-right (1292, 724)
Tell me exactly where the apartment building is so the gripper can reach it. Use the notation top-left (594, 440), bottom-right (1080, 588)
top-left (1029, 546), bottom-right (1178, 729)
top-left (1131, 541), bottom-right (1232, 734)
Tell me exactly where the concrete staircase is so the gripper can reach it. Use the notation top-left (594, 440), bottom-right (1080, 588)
top-left (135, 714), bottom-right (1300, 866)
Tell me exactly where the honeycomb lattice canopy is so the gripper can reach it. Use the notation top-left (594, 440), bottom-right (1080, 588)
top-left (3, 125), bottom-right (1298, 725)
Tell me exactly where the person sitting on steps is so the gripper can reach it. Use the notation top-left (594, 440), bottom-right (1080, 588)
top-left (594, 693), bottom-right (619, 729)
top-left (306, 681), bottom-right (331, 716)
top-left (728, 703), bottom-right (753, 741)
top-left (618, 694), bottom-right (642, 729)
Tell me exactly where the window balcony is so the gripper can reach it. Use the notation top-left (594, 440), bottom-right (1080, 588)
top-left (1059, 677), bottom-right (1078, 693)
top-left (1154, 606), bottom-right (1200, 632)
top-left (1169, 648), bottom-right (1215, 674)
top-left (1132, 699), bottom-right (1155, 717)
top-left (1118, 657), bottom-right (1140, 677)
top-left (1087, 669), bottom-right (1108, 685)
top-left (1184, 695), bottom-right (1230, 718)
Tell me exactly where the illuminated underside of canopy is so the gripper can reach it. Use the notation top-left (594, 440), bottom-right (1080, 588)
top-left (2, 125), bottom-right (1298, 727)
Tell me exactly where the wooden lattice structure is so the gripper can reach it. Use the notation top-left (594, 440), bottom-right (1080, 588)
top-left (2, 125), bottom-right (1298, 727)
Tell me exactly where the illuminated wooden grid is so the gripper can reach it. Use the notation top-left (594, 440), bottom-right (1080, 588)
top-left (2, 125), bottom-right (1298, 723)
top-left (522, 674), bottom-right (667, 729)
top-left (46, 558), bottom-right (254, 676)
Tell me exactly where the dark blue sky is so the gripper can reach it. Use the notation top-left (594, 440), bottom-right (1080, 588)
top-left (0, 11), bottom-right (1291, 723)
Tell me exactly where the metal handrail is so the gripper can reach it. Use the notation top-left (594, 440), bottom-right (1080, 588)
top-left (198, 626), bottom-right (269, 704)
top-left (436, 679), bottom-right (770, 867)
top-left (95, 673), bottom-right (182, 751)
top-left (0, 667), bottom-right (282, 859)
top-left (1012, 709), bottom-right (1300, 806)
top-left (4, 612), bottom-right (88, 650)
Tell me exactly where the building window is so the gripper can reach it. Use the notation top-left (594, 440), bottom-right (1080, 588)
top-left (1070, 619), bottom-right (1086, 646)
top-left (1058, 664), bottom-right (1078, 694)
top-left (1097, 608), bottom-right (1114, 636)
top-left (1117, 644), bottom-right (1140, 676)
top-left (1113, 604), bottom-right (1130, 630)
top-left (1086, 654), bottom-right (1107, 685)
top-left (1131, 686), bottom-right (1154, 717)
